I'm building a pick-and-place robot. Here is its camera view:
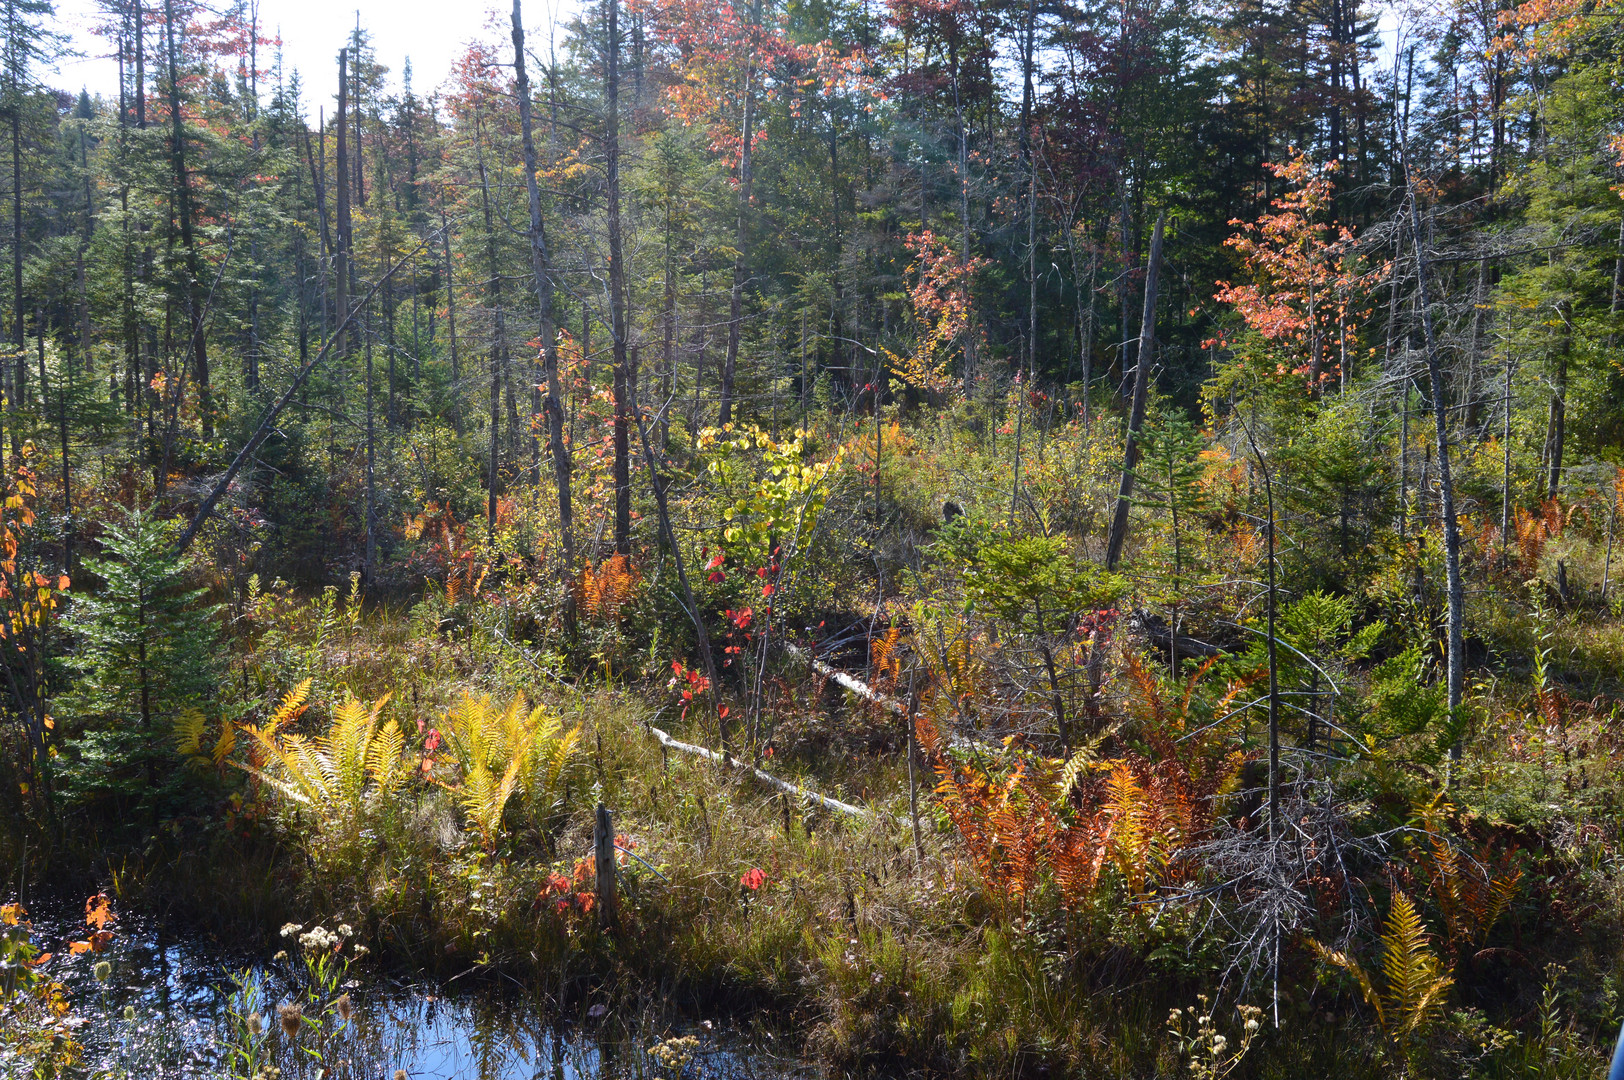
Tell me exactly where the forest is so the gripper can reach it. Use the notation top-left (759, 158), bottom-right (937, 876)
top-left (1, 0), bottom-right (1623, 1073)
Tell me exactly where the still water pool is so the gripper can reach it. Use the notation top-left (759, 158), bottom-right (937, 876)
top-left (17, 900), bottom-right (802, 1080)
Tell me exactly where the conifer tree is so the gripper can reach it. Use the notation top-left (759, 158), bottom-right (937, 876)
top-left (59, 505), bottom-right (220, 817)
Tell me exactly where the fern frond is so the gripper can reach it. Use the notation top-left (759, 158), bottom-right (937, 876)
top-left (1124, 653), bottom-right (1166, 727)
top-left (1056, 743), bottom-right (1098, 806)
top-left (270, 679), bottom-right (312, 730)
top-left (1380, 891), bottom-right (1452, 1038)
top-left (367, 719), bottom-right (406, 794)
top-left (1311, 940), bottom-right (1387, 1034)
top-left (173, 708), bottom-right (206, 757)
top-left (210, 723), bottom-right (236, 768)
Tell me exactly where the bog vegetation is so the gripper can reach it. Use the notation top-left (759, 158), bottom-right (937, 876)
top-left (2, 0), bottom-right (1624, 1074)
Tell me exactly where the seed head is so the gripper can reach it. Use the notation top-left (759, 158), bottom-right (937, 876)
top-left (277, 1002), bottom-right (302, 1039)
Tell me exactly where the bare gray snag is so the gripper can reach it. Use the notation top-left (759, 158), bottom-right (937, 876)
top-left (1404, 183), bottom-right (1467, 760)
top-left (511, 0), bottom-right (574, 583)
top-left (1103, 211), bottom-right (1165, 572)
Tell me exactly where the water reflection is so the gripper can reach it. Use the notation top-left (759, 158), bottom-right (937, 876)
top-left (25, 907), bottom-right (800, 1080)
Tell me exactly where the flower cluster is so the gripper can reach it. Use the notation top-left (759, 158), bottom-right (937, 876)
top-left (1167, 996), bottom-right (1263, 1080)
top-left (279, 921), bottom-right (359, 958)
top-left (648, 1034), bottom-right (701, 1072)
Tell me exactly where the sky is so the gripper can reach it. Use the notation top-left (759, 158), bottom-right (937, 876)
top-left (47, 0), bottom-right (579, 115)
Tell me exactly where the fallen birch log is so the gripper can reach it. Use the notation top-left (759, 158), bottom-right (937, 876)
top-left (782, 642), bottom-right (909, 716)
top-left (782, 641), bottom-right (982, 754)
top-left (646, 724), bottom-right (876, 822)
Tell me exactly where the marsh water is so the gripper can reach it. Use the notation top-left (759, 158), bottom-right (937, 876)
top-left (22, 900), bottom-right (802, 1080)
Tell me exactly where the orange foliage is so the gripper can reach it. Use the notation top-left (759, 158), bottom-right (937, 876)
top-left (870, 624), bottom-right (903, 692)
top-left (1496, 0), bottom-right (1621, 61)
top-left (67, 893), bottom-right (117, 955)
top-left (1213, 151), bottom-right (1373, 390)
top-left (631, 0), bottom-right (866, 175)
top-left (1412, 798), bottom-right (1522, 961)
top-left (887, 230), bottom-right (990, 395)
top-left (575, 555), bottom-right (641, 622)
top-left (917, 658), bottom-right (1248, 913)
top-left (1511, 498), bottom-right (1566, 576)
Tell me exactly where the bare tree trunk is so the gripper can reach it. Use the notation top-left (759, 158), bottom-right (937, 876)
top-left (952, 34), bottom-right (975, 394)
top-left (606, 0), bottom-right (632, 556)
top-left (1237, 416), bottom-right (1279, 837)
top-left (1012, 0), bottom-right (1036, 527)
top-left (1103, 211), bottom-right (1164, 571)
top-left (439, 200), bottom-right (461, 433)
top-left (718, 0), bottom-right (760, 426)
top-left (1406, 188), bottom-right (1467, 760)
top-left (364, 308), bottom-right (377, 581)
top-left (163, 0), bottom-right (212, 436)
top-left (335, 50), bottom-right (351, 359)
top-left (1501, 355), bottom-right (1514, 567)
top-left (475, 122), bottom-right (505, 537)
top-left (631, 384), bottom-right (725, 748)
top-left (1544, 301), bottom-right (1570, 501)
top-left (512, 0), bottom-right (573, 576)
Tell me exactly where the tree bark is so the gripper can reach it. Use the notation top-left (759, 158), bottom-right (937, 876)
top-left (1544, 301), bottom-right (1570, 501)
top-left (511, 0), bottom-right (573, 575)
top-left (1406, 187), bottom-right (1466, 760)
top-left (1103, 211), bottom-right (1164, 571)
top-left (718, 0), bottom-right (760, 425)
top-left (606, 0), bottom-right (632, 555)
top-left (475, 126), bottom-right (504, 537)
top-left (162, 0), bottom-right (212, 437)
top-left (334, 50), bottom-right (351, 359)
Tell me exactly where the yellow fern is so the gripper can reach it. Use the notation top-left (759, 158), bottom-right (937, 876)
top-left (269, 679), bottom-right (312, 732)
top-left (438, 691), bottom-right (581, 850)
top-left (1313, 891), bottom-right (1453, 1065)
top-left (237, 689), bottom-right (395, 824)
top-left (575, 555), bottom-right (639, 622)
top-left (173, 708), bottom-right (206, 758)
top-left (174, 707), bottom-right (237, 773)
top-left (210, 723), bottom-right (236, 768)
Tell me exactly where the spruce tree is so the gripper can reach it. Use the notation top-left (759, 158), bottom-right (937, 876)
top-left (59, 505), bottom-right (221, 819)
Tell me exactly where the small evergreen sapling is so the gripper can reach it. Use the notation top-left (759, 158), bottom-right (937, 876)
top-left (59, 506), bottom-right (221, 818)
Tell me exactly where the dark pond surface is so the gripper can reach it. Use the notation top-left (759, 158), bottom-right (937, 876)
top-left (14, 899), bottom-right (806, 1080)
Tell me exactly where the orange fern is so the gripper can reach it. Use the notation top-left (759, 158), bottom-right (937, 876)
top-left (871, 625), bottom-right (903, 692)
top-left (576, 555), bottom-right (640, 622)
top-left (1413, 796), bottom-right (1522, 962)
